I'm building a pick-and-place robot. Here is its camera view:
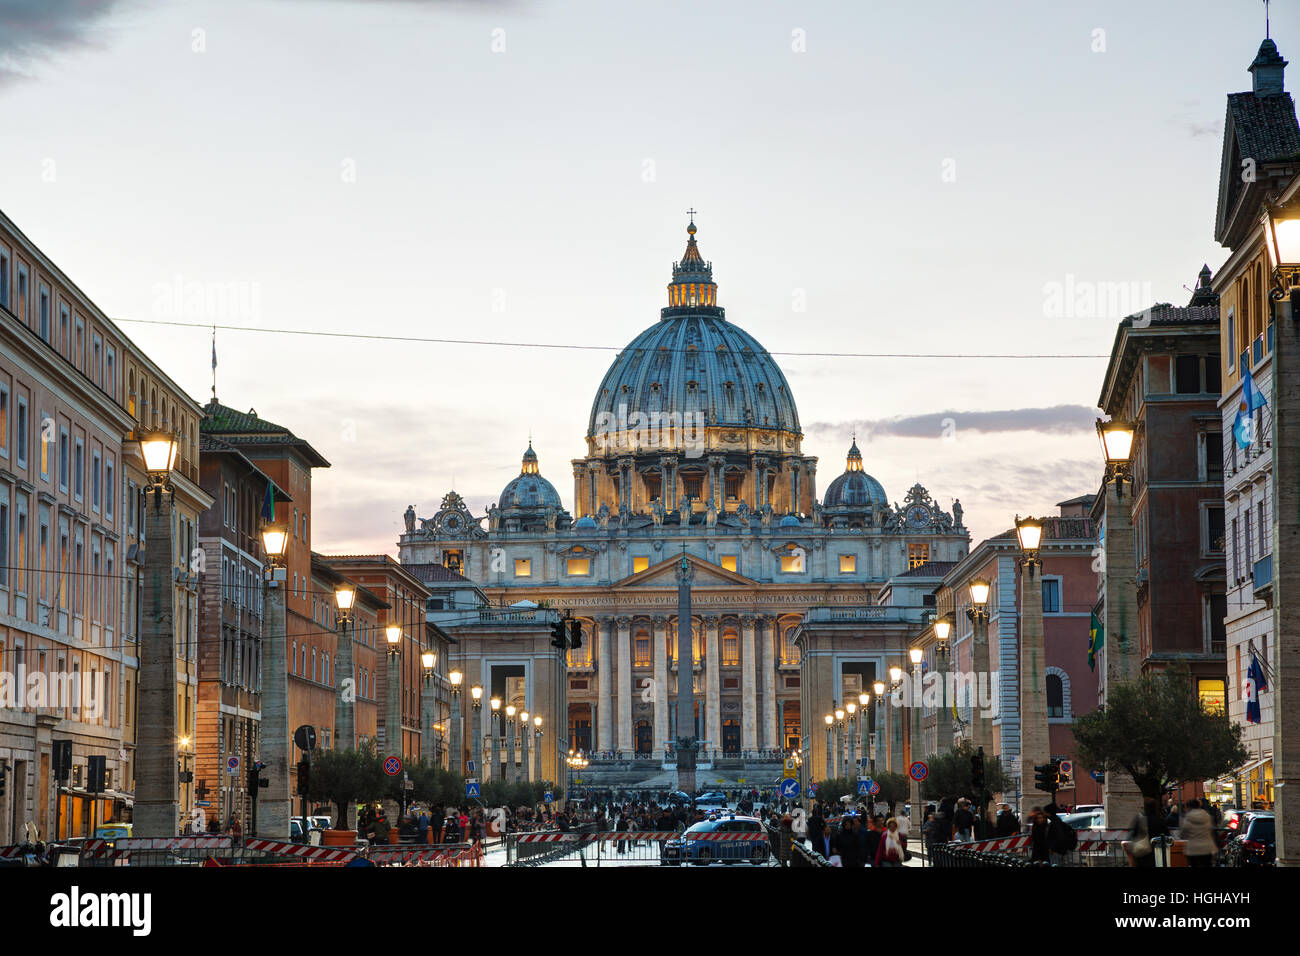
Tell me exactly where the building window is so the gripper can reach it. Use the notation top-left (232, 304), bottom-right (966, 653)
top-left (1198, 679), bottom-right (1226, 714)
top-left (1046, 674), bottom-right (1064, 718)
top-left (16, 264), bottom-right (28, 322)
top-left (1204, 433), bottom-right (1223, 483)
top-left (59, 305), bottom-right (69, 356)
top-left (91, 450), bottom-right (101, 511)
top-left (1205, 504), bottom-right (1225, 555)
top-left (73, 438), bottom-right (83, 500)
top-left (839, 554), bottom-right (856, 573)
top-left (781, 626), bottom-right (799, 665)
top-left (38, 284), bottom-right (50, 341)
top-left (722, 629), bottom-right (739, 665)
top-left (0, 383), bottom-right (7, 459)
top-left (908, 543), bottom-right (929, 569)
top-left (514, 558), bottom-right (531, 577)
top-left (58, 427), bottom-right (68, 491)
top-left (1042, 578), bottom-right (1061, 613)
top-left (719, 555), bottom-right (737, 573)
top-left (15, 397), bottom-right (26, 469)
top-left (779, 551), bottom-right (804, 573)
top-left (105, 459), bottom-right (114, 521)
top-left (0, 495), bottom-right (8, 587)
top-left (566, 558), bottom-right (591, 576)
top-left (632, 556), bottom-right (650, 574)
top-left (0, 247), bottom-right (7, 308)
top-left (1175, 354), bottom-right (1202, 394)
top-left (634, 635), bottom-right (651, 666)
top-left (1206, 594), bottom-right (1227, 655)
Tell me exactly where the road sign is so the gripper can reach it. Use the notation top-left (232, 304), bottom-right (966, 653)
top-left (869, 780), bottom-right (880, 795)
top-left (738, 778), bottom-right (746, 784)
top-left (226, 755), bottom-right (240, 775)
top-left (1090, 770), bottom-right (1105, 782)
top-left (466, 760), bottom-right (476, 774)
top-left (809, 782), bottom-right (819, 794)
top-left (543, 791), bottom-right (554, 803)
top-left (466, 780), bottom-right (480, 798)
top-left (383, 756), bottom-right (402, 776)
top-left (195, 800), bottom-right (211, 808)
top-left (857, 778), bottom-right (872, 796)
top-left (780, 778), bottom-right (800, 799)
top-left (293, 725), bottom-right (317, 752)
top-left (783, 758), bottom-right (797, 779)
top-left (909, 761), bottom-right (929, 781)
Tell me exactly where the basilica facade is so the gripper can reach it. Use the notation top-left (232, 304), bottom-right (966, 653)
top-left (399, 222), bottom-right (969, 778)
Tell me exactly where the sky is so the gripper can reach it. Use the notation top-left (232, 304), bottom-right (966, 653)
top-left (0, 0), bottom-right (1293, 555)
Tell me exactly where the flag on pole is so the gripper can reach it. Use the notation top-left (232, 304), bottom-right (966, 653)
top-left (1233, 365), bottom-right (1268, 449)
top-left (1245, 654), bottom-right (1267, 724)
top-left (260, 482), bottom-right (275, 524)
top-left (1087, 611), bottom-right (1104, 672)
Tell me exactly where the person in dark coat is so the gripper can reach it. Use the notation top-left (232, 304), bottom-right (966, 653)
top-left (1029, 808), bottom-right (1049, 863)
top-left (995, 804), bottom-right (1020, 837)
top-left (833, 817), bottom-right (861, 867)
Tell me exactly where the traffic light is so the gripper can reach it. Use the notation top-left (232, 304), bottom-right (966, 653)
top-left (247, 762), bottom-right (269, 793)
top-left (53, 739), bottom-right (73, 782)
top-left (1033, 762), bottom-right (1057, 794)
top-left (87, 754), bottom-right (108, 793)
top-left (0, 764), bottom-right (7, 799)
top-left (296, 759), bottom-right (311, 797)
top-left (550, 619), bottom-right (568, 650)
top-left (971, 748), bottom-right (985, 792)
top-left (569, 619), bottom-right (583, 650)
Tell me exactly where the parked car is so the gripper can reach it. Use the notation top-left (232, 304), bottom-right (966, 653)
top-left (92, 823), bottom-right (132, 848)
top-left (661, 815), bottom-right (769, 866)
top-left (1225, 813), bottom-right (1275, 866)
top-left (309, 815), bottom-right (332, 831)
top-left (1060, 811), bottom-right (1105, 831)
top-left (1071, 805), bottom-right (1103, 815)
top-left (694, 791), bottom-right (728, 806)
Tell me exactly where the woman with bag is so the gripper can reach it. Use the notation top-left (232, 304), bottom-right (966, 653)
top-left (1129, 802), bottom-right (1155, 867)
top-left (875, 818), bottom-right (906, 867)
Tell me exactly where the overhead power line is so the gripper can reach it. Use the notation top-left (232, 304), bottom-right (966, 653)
top-left (114, 317), bottom-right (1110, 361)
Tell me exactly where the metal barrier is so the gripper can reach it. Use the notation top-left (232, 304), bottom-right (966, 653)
top-left (3, 835), bottom-right (481, 867)
top-left (506, 828), bottom-right (770, 867)
top-left (931, 829), bottom-right (1132, 867)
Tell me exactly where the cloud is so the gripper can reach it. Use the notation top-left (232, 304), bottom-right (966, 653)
top-left (0, 0), bottom-right (129, 86)
top-left (807, 405), bottom-right (1098, 442)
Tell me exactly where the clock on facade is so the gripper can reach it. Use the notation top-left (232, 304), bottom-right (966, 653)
top-left (906, 505), bottom-right (931, 527)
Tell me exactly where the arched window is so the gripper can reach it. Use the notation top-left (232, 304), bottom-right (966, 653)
top-left (1046, 672), bottom-right (1065, 719)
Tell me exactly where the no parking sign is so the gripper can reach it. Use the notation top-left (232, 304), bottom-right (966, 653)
top-left (909, 761), bottom-right (928, 782)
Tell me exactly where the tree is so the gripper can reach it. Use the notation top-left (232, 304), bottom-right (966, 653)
top-left (812, 777), bottom-right (853, 809)
top-left (307, 741), bottom-right (386, 831)
top-left (874, 773), bottom-right (911, 816)
top-left (920, 741), bottom-right (1011, 802)
top-left (1073, 666), bottom-right (1248, 803)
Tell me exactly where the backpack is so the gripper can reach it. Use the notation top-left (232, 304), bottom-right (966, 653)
top-left (1049, 817), bottom-right (1077, 853)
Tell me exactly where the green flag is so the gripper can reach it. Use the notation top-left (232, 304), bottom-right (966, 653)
top-left (1088, 611), bottom-right (1104, 672)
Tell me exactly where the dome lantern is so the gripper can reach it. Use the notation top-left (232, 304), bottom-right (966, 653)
top-left (666, 215), bottom-right (719, 312)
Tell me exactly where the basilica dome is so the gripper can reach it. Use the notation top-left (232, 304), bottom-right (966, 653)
top-left (499, 442), bottom-right (564, 510)
top-left (822, 441), bottom-right (888, 508)
top-left (586, 221), bottom-right (800, 441)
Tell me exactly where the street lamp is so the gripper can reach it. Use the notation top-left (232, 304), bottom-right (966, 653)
top-left (448, 670), bottom-right (463, 774)
top-left (966, 578), bottom-right (993, 760)
top-left (506, 704), bottom-right (518, 784)
top-left (533, 714), bottom-right (544, 785)
top-left (490, 697), bottom-right (502, 782)
top-left (519, 710), bottom-right (530, 783)
top-left (846, 701), bottom-right (858, 780)
top-left (260, 526), bottom-right (289, 565)
top-left (331, 585), bottom-right (358, 752)
top-left (833, 707), bottom-right (845, 783)
top-left (132, 428), bottom-right (180, 838)
top-left (824, 713), bottom-right (834, 785)
top-left (420, 649), bottom-right (437, 764)
top-left (872, 680), bottom-right (885, 775)
top-left (1262, 201), bottom-right (1300, 863)
top-left (470, 684), bottom-right (483, 783)
top-left (1096, 418), bottom-right (1136, 493)
top-left (908, 648), bottom-right (924, 829)
top-left (1014, 515), bottom-right (1049, 825)
top-left (252, 518), bottom-right (292, 839)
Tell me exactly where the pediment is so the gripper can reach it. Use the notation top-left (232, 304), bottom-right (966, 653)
top-left (613, 552), bottom-right (757, 588)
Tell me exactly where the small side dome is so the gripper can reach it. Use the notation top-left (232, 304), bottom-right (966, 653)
top-left (574, 515), bottom-right (598, 529)
top-left (779, 514), bottom-right (801, 527)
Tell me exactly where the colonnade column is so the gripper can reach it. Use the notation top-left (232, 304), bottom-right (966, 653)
top-left (704, 616), bottom-right (721, 756)
top-left (763, 617), bottom-right (779, 750)
top-left (596, 617), bottom-right (613, 752)
top-left (740, 615), bottom-right (757, 752)
top-left (652, 616), bottom-right (669, 756)
top-left (616, 616), bottom-right (632, 757)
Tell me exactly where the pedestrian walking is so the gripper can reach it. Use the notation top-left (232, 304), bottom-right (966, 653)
top-left (875, 818), bottom-right (905, 867)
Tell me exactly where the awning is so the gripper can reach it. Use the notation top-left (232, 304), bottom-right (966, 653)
top-left (1233, 755), bottom-right (1272, 779)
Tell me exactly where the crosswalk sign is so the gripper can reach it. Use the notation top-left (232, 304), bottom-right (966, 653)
top-left (857, 778), bottom-right (872, 796)
top-left (466, 779), bottom-right (480, 798)
top-left (544, 791), bottom-right (554, 803)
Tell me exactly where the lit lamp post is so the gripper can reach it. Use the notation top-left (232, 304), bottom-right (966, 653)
top-left (448, 671), bottom-right (463, 774)
top-left (1015, 515), bottom-right (1049, 824)
top-left (132, 429), bottom-right (180, 839)
top-left (934, 614), bottom-right (955, 750)
top-left (532, 715), bottom-right (543, 784)
top-left (1263, 200), bottom-right (1300, 865)
top-left (490, 697), bottom-right (502, 782)
top-left (824, 714), bottom-right (834, 784)
top-left (470, 684), bottom-right (483, 781)
top-left (519, 711), bottom-right (531, 783)
top-left (385, 625), bottom-right (403, 757)
top-left (888, 667), bottom-right (903, 774)
top-left (505, 704), bottom-right (518, 783)
top-left (333, 586), bottom-right (356, 750)
top-left (909, 647), bottom-right (924, 823)
top-left (872, 681), bottom-right (885, 776)
top-left (966, 578), bottom-right (993, 760)
top-left (846, 702), bottom-right (858, 781)
top-left (834, 707), bottom-right (846, 781)
top-left (420, 650), bottom-right (438, 764)
top-left (257, 523), bottom-right (291, 838)
top-left (1096, 417), bottom-right (1144, 829)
